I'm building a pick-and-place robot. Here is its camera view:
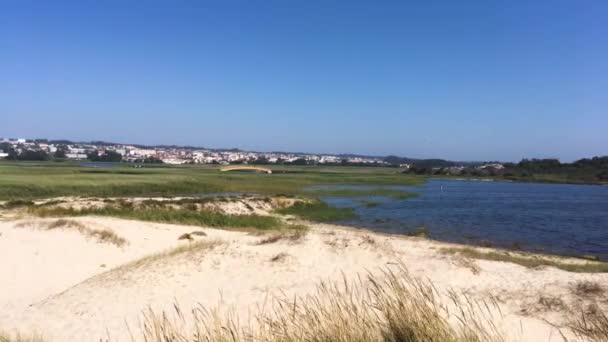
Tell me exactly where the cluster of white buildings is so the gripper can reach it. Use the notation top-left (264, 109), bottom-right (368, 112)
top-left (0, 137), bottom-right (387, 165)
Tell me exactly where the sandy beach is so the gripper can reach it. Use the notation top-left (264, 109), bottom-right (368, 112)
top-left (1, 209), bottom-right (607, 341)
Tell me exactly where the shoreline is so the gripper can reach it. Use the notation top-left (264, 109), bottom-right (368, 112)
top-left (328, 221), bottom-right (607, 267)
top-left (2, 193), bottom-right (607, 262)
top-left (335, 219), bottom-right (606, 262)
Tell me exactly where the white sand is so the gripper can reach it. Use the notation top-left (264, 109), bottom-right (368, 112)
top-left (1, 216), bottom-right (606, 341)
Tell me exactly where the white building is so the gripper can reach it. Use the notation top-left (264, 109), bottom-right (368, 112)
top-left (66, 153), bottom-right (88, 159)
top-left (129, 149), bottom-right (156, 157)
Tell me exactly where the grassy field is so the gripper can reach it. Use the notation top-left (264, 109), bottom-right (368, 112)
top-left (0, 161), bottom-right (423, 200)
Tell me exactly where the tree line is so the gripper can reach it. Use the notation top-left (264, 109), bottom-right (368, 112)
top-left (404, 157), bottom-right (608, 184)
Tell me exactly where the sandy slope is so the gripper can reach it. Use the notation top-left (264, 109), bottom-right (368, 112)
top-left (1, 216), bottom-right (607, 341)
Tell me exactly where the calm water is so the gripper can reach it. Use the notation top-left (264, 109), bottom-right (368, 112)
top-left (312, 180), bottom-right (608, 259)
top-left (80, 162), bottom-right (122, 168)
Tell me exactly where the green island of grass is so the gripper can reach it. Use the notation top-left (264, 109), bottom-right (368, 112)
top-left (275, 200), bottom-right (357, 222)
top-left (28, 205), bottom-right (287, 231)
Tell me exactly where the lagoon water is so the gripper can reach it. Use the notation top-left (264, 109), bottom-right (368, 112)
top-left (313, 180), bottom-right (608, 260)
top-left (80, 162), bottom-right (122, 168)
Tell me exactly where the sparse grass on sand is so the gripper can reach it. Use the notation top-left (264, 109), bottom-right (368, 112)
top-left (0, 332), bottom-right (42, 342)
top-left (441, 247), bottom-right (608, 273)
top-left (27, 206), bottom-right (286, 231)
top-left (568, 309), bottom-right (608, 341)
top-left (16, 219), bottom-right (127, 246)
top-left (88, 240), bottom-right (225, 285)
top-left (255, 229), bottom-right (307, 245)
top-left (571, 280), bottom-right (606, 298)
top-left (120, 240), bottom-right (223, 272)
top-left (275, 200), bottom-right (356, 222)
top-left (139, 263), bottom-right (504, 342)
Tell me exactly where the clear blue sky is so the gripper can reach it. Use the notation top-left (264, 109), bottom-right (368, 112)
top-left (1, 1), bottom-right (606, 161)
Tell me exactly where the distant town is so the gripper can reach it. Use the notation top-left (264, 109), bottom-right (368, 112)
top-left (0, 136), bottom-right (506, 171)
top-left (0, 137), bottom-right (396, 165)
top-left (1, 136), bottom-right (607, 183)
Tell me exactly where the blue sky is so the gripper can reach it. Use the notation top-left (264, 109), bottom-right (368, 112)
top-left (1, 1), bottom-right (606, 161)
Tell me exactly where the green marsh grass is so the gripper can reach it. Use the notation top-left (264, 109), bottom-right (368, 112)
top-left (0, 162), bottom-right (422, 200)
top-left (275, 200), bottom-right (356, 222)
top-left (1, 199), bottom-right (35, 209)
top-left (28, 206), bottom-right (285, 231)
top-left (360, 200), bottom-right (380, 207)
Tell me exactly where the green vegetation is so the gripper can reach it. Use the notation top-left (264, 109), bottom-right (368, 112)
top-left (29, 206), bottom-right (286, 231)
top-left (0, 142), bottom-right (49, 161)
top-left (406, 156), bottom-right (608, 185)
top-left (502, 157), bottom-right (608, 184)
top-left (0, 162), bottom-right (423, 200)
top-left (1, 199), bottom-right (35, 209)
top-left (408, 226), bottom-right (430, 238)
top-left (441, 247), bottom-right (608, 273)
top-left (86, 150), bottom-right (123, 162)
top-left (276, 200), bottom-right (356, 222)
top-left (307, 188), bottom-right (417, 199)
top-left (360, 200), bottom-right (380, 207)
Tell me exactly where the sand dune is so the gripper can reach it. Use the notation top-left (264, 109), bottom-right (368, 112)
top-left (1, 216), bottom-right (607, 341)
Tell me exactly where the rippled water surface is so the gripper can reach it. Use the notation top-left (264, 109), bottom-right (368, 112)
top-left (312, 180), bottom-right (608, 259)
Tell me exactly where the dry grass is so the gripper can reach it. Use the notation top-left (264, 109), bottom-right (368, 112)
top-left (359, 234), bottom-right (376, 246)
top-left (139, 263), bottom-right (504, 342)
top-left (537, 296), bottom-right (567, 312)
top-left (178, 233), bottom-right (193, 240)
top-left (269, 252), bottom-right (290, 262)
top-left (16, 219), bottom-right (127, 247)
top-left (178, 230), bottom-right (208, 241)
top-left (452, 256), bottom-right (481, 275)
top-left (324, 236), bottom-right (351, 249)
top-left (571, 281), bottom-right (606, 299)
top-left (255, 230), bottom-right (307, 245)
top-left (0, 331), bottom-right (43, 342)
top-left (523, 295), bottom-right (567, 315)
top-left (568, 308), bottom-right (608, 341)
top-left (124, 240), bottom-right (223, 271)
top-left (441, 247), bottom-right (608, 273)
